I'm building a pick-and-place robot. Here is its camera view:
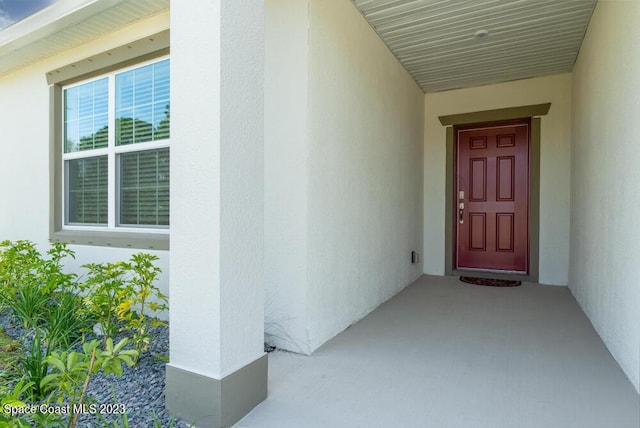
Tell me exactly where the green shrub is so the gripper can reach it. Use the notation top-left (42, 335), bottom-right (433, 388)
top-left (0, 240), bottom-right (41, 293)
top-left (0, 241), bottom-right (78, 328)
top-left (0, 241), bottom-right (77, 296)
top-left (44, 291), bottom-right (94, 352)
top-left (20, 330), bottom-right (49, 401)
top-left (78, 261), bottom-right (129, 344)
top-left (80, 254), bottom-right (168, 359)
top-left (39, 242), bottom-right (78, 294)
top-left (6, 283), bottom-right (49, 328)
top-left (0, 380), bottom-right (41, 427)
top-left (41, 338), bottom-right (137, 428)
top-left (117, 253), bottom-right (168, 360)
top-left (0, 240), bottom-right (168, 427)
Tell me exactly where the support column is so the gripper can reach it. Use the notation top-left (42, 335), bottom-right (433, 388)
top-left (167, 1), bottom-right (266, 427)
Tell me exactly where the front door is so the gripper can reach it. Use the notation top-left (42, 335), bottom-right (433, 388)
top-left (455, 120), bottom-right (529, 273)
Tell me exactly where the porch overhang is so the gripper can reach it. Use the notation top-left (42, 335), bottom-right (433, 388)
top-left (351, 0), bottom-right (597, 93)
top-left (0, 0), bottom-right (169, 76)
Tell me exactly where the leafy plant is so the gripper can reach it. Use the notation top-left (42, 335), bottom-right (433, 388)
top-left (42, 343), bottom-right (97, 405)
top-left (0, 241), bottom-right (76, 296)
top-left (0, 240), bottom-right (170, 427)
top-left (28, 409), bottom-right (67, 428)
top-left (39, 243), bottom-right (77, 294)
top-left (5, 283), bottom-right (49, 328)
top-left (81, 253), bottom-right (167, 360)
top-left (0, 384), bottom-right (66, 428)
top-left (44, 291), bottom-right (93, 352)
top-left (0, 240), bottom-right (41, 293)
top-left (0, 241), bottom-right (77, 328)
top-left (78, 262), bottom-right (129, 343)
top-left (20, 330), bottom-right (50, 401)
top-left (155, 354), bottom-right (169, 363)
top-left (117, 253), bottom-right (168, 360)
top-left (99, 337), bottom-right (138, 377)
top-left (41, 338), bottom-right (138, 428)
top-left (0, 380), bottom-right (36, 427)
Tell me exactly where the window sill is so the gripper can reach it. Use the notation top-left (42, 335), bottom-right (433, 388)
top-left (50, 229), bottom-right (169, 251)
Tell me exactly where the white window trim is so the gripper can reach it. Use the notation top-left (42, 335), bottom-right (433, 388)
top-left (60, 55), bottom-right (170, 234)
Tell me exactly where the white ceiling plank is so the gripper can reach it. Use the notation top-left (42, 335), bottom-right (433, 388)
top-left (352, 0), bottom-right (597, 92)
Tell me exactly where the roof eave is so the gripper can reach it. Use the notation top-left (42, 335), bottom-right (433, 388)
top-left (0, 0), bottom-right (132, 73)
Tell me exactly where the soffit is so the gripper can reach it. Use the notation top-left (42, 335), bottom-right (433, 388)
top-left (352, 0), bottom-right (597, 93)
top-left (0, 0), bottom-right (169, 76)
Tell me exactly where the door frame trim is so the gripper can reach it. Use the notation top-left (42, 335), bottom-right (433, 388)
top-left (442, 104), bottom-right (548, 282)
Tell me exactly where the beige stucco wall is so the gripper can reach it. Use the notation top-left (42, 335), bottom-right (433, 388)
top-left (424, 73), bottom-right (572, 285)
top-left (570, 0), bottom-right (640, 393)
top-left (306, 0), bottom-right (424, 352)
top-left (0, 13), bottom-right (171, 310)
top-left (265, 0), bottom-right (424, 354)
top-left (264, 0), bottom-right (310, 353)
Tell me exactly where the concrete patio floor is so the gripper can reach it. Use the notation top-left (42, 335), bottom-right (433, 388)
top-left (236, 275), bottom-right (639, 428)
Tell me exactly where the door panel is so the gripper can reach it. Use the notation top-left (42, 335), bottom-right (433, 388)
top-left (469, 213), bottom-right (486, 250)
top-left (456, 121), bottom-right (529, 272)
top-left (470, 158), bottom-right (486, 201)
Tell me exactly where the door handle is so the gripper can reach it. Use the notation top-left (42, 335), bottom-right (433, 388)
top-left (458, 202), bottom-right (464, 224)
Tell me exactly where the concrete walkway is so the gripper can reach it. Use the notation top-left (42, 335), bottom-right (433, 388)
top-left (236, 275), bottom-right (639, 428)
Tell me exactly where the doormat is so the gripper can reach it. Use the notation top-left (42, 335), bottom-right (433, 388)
top-left (460, 276), bottom-right (521, 287)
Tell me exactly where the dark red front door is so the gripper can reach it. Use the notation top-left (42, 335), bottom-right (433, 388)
top-left (455, 120), bottom-right (529, 272)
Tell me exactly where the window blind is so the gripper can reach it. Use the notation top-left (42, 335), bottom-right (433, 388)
top-left (119, 148), bottom-right (170, 226)
top-left (67, 156), bottom-right (108, 224)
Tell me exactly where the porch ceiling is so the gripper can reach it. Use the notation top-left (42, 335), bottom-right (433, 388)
top-left (352, 0), bottom-right (597, 93)
top-left (0, 0), bottom-right (169, 76)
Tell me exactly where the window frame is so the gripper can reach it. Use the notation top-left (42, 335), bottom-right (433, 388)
top-left (61, 57), bottom-right (170, 232)
top-left (48, 32), bottom-right (170, 250)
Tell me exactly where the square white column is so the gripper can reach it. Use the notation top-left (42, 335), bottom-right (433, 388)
top-left (167, 1), bottom-right (266, 426)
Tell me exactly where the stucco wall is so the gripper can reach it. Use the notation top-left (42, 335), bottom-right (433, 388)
top-left (570, 0), bottom-right (640, 392)
top-left (424, 74), bottom-right (572, 285)
top-left (0, 13), bottom-right (170, 312)
top-left (264, 0), bottom-right (310, 353)
top-left (265, 0), bottom-right (424, 353)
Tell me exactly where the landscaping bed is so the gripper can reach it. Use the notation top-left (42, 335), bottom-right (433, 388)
top-left (0, 240), bottom-right (188, 427)
top-left (1, 313), bottom-right (188, 427)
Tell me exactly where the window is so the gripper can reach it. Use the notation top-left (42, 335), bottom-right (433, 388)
top-left (61, 58), bottom-right (170, 231)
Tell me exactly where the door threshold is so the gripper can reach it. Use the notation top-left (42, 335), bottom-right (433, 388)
top-left (452, 269), bottom-right (535, 283)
